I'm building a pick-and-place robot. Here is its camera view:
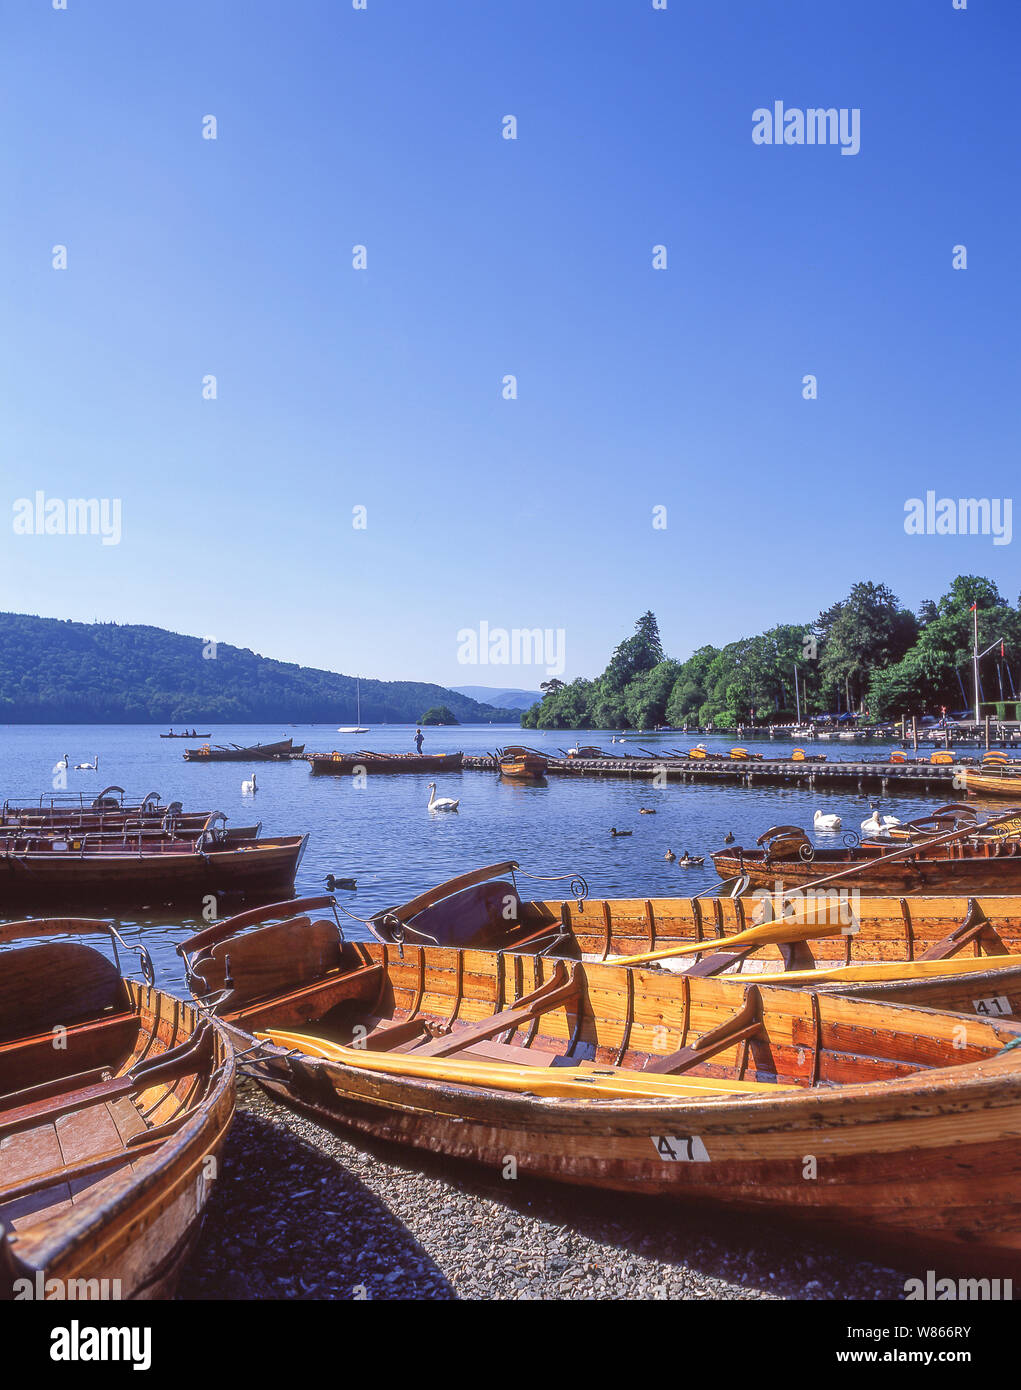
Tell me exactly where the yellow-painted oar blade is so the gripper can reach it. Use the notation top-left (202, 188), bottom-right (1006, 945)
top-left (751, 952), bottom-right (1021, 987)
top-left (610, 914), bottom-right (850, 967)
top-left (255, 1029), bottom-right (794, 1101)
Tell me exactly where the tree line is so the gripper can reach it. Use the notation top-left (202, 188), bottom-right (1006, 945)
top-left (520, 577), bottom-right (1021, 730)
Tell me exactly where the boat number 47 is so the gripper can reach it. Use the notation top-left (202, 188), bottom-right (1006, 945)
top-left (652, 1135), bottom-right (710, 1162)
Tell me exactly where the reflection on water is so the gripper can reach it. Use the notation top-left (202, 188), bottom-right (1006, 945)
top-left (0, 722), bottom-right (962, 996)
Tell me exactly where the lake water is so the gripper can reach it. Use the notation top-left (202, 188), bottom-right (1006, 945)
top-left (0, 723), bottom-right (950, 995)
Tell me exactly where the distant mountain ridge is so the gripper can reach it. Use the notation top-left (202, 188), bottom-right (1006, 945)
top-left (0, 613), bottom-right (523, 724)
top-left (451, 685), bottom-right (542, 710)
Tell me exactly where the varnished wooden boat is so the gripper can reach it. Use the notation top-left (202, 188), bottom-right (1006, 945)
top-left (364, 862), bottom-right (1021, 1015)
top-left (498, 746), bottom-right (548, 780)
top-left (1, 791), bottom-right (260, 843)
top-left (308, 750), bottom-right (464, 776)
top-left (0, 919), bottom-right (234, 1300)
top-left (178, 899), bottom-right (1021, 1274)
top-left (712, 815), bottom-right (1021, 894)
top-left (965, 770), bottom-right (1021, 798)
top-left (183, 737), bottom-right (303, 762)
top-left (366, 860), bottom-right (1021, 962)
top-left (0, 830), bottom-right (308, 909)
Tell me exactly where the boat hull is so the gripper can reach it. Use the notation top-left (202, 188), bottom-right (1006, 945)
top-left (210, 939), bottom-right (1021, 1275)
top-left (0, 835), bottom-right (307, 909)
top-left (1, 974), bottom-right (235, 1300)
top-left (308, 752), bottom-right (464, 775)
top-left (711, 845), bottom-right (1021, 894)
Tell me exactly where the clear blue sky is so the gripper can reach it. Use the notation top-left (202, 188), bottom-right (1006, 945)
top-left (2, 0), bottom-right (1018, 689)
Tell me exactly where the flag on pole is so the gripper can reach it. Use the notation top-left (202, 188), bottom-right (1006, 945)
top-left (970, 602), bottom-right (977, 611)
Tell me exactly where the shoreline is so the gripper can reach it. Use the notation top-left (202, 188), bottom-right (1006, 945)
top-left (178, 1079), bottom-right (912, 1302)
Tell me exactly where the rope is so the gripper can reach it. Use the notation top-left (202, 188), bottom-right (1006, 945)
top-left (997, 1034), bottom-right (1021, 1055)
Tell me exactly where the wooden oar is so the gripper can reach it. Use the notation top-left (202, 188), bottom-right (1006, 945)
top-left (615, 806), bottom-right (1021, 968)
top-left (256, 1029), bottom-right (792, 1100)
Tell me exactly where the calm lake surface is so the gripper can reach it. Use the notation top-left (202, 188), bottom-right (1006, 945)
top-left (0, 723), bottom-right (951, 996)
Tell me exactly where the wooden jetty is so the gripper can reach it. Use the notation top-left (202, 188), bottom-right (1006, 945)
top-left (461, 752), bottom-right (962, 792)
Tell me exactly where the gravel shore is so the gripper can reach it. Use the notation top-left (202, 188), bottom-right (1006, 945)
top-left (178, 1078), bottom-right (913, 1301)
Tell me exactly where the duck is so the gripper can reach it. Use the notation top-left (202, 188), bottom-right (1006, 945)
top-left (664, 848), bottom-right (676, 861)
top-left (639, 807), bottom-right (656, 814)
top-left (813, 811), bottom-right (842, 831)
top-left (610, 827), bottom-right (632, 836)
top-left (74, 755), bottom-right (98, 771)
top-left (325, 874), bottom-right (357, 891)
top-left (679, 851), bottom-right (705, 867)
top-left (241, 772), bottom-right (258, 795)
top-left (724, 831), bottom-right (735, 844)
top-left (427, 782), bottom-right (460, 812)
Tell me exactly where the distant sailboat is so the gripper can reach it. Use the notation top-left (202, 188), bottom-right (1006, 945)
top-left (337, 678), bottom-right (369, 734)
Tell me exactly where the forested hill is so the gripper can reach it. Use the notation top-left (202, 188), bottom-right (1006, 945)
top-left (0, 614), bottom-right (522, 725)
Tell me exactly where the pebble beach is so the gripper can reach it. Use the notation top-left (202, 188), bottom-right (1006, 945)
top-left (179, 1079), bottom-right (913, 1302)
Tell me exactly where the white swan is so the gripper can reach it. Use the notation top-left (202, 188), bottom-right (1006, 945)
top-left (861, 803), bottom-right (901, 835)
top-left (74, 755), bottom-right (98, 771)
top-left (813, 811), bottom-right (842, 831)
top-left (241, 772), bottom-right (258, 795)
top-left (427, 781), bottom-right (459, 812)
top-left (58, 753), bottom-right (69, 768)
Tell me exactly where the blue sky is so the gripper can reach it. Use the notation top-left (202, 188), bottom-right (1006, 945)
top-left (2, 0), bottom-right (1018, 689)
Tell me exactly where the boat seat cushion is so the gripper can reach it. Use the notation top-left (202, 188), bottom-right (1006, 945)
top-left (0, 944), bottom-right (129, 1045)
top-left (197, 917), bottom-right (342, 1005)
top-left (406, 881), bottom-right (522, 948)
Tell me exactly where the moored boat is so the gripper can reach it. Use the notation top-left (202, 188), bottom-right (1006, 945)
top-left (307, 750), bottom-right (464, 776)
top-left (0, 919), bottom-right (234, 1299)
top-left (184, 738), bottom-right (303, 762)
top-left (498, 746), bottom-right (548, 779)
top-left (0, 826), bottom-right (307, 909)
top-left (362, 862), bottom-right (1021, 1015)
top-left (177, 900), bottom-right (1021, 1274)
top-left (711, 811), bottom-right (1021, 894)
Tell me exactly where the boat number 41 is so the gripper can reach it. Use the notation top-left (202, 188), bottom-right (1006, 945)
top-left (972, 996), bottom-right (1011, 1017)
top-left (652, 1135), bottom-right (710, 1162)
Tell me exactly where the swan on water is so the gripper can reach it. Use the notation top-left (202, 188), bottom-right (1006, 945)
top-left (427, 782), bottom-right (459, 812)
top-left (861, 802), bottom-right (901, 835)
top-left (74, 755), bottom-right (98, 770)
top-left (241, 772), bottom-right (258, 795)
top-left (813, 811), bottom-right (842, 830)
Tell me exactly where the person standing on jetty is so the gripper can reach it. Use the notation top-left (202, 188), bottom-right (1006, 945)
top-left (414, 728), bottom-right (424, 754)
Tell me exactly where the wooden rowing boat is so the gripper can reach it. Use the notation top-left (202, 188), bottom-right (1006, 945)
top-left (177, 899), bottom-right (1021, 1274)
top-left (498, 747), bottom-right (548, 780)
top-left (160, 731), bottom-right (209, 738)
top-left (183, 738), bottom-right (303, 762)
top-left (366, 861), bottom-right (1021, 962)
top-left (0, 919), bottom-right (234, 1299)
top-left (0, 831), bottom-right (308, 909)
top-left (965, 770), bottom-right (1021, 798)
top-left (307, 751), bottom-right (464, 776)
top-left (712, 815), bottom-right (1021, 893)
top-left (364, 862), bottom-right (1021, 1015)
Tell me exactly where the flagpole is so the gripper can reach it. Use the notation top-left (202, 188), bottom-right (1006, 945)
top-left (973, 603), bottom-right (980, 724)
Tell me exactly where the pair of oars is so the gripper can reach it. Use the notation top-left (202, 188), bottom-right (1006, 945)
top-left (256, 1030), bottom-right (792, 1101)
top-left (611, 805), bottom-right (1021, 969)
